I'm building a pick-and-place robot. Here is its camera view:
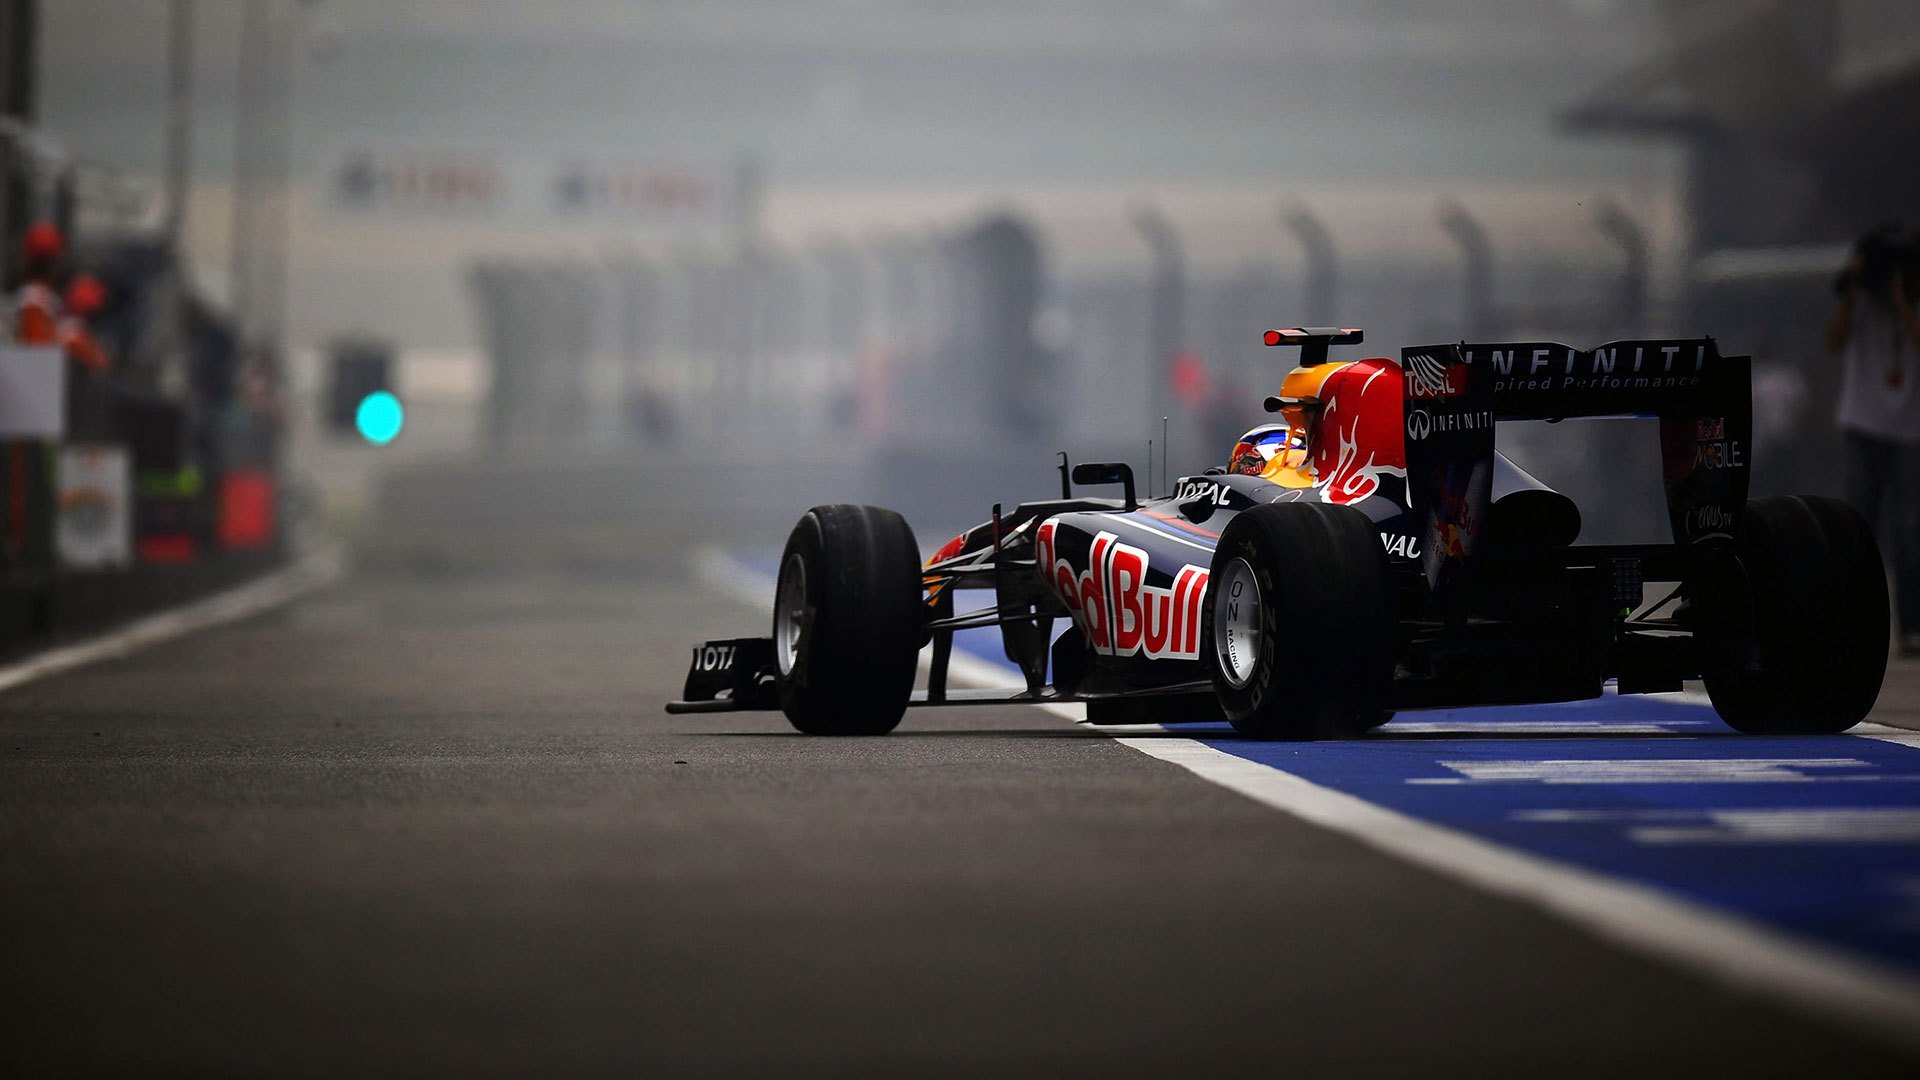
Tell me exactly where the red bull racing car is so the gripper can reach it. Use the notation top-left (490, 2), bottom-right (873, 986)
top-left (667, 327), bottom-right (1889, 739)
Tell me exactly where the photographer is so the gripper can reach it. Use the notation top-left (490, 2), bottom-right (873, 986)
top-left (1827, 223), bottom-right (1920, 654)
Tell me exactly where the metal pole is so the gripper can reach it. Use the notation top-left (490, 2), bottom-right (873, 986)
top-left (258, 2), bottom-right (296, 352)
top-left (1, 0), bottom-right (34, 124)
top-left (1132, 204), bottom-right (1184, 427)
top-left (1437, 198), bottom-right (1494, 338)
top-left (732, 154), bottom-right (763, 254)
top-left (229, 0), bottom-right (266, 345)
top-left (1592, 196), bottom-right (1648, 334)
top-left (467, 264), bottom-right (506, 453)
top-left (163, 0), bottom-right (193, 246)
top-left (0, 0), bottom-right (39, 279)
top-left (1282, 202), bottom-right (1337, 323)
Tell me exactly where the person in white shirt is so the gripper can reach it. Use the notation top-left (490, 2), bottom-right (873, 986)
top-left (1827, 224), bottom-right (1920, 653)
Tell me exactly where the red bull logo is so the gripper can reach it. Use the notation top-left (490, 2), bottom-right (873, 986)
top-left (1036, 522), bottom-right (1208, 660)
top-left (1428, 463), bottom-right (1483, 561)
top-left (1229, 439), bottom-right (1268, 476)
top-left (1311, 359), bottom-right (1407, 504)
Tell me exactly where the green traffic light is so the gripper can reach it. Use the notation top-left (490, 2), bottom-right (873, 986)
top-left (355, 391), bottom-right (404, 445)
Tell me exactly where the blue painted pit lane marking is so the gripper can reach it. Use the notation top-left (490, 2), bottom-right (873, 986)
top-left (726, 548), bottom-right (1920, 1001)
top-left (931, 600), bottom-right (1920, 989)
top-left (1201, 716), bottom-right (1920, 979)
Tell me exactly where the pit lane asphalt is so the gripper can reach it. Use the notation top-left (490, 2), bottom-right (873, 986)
top-left (1, 567), bottom-right (1914, 1077)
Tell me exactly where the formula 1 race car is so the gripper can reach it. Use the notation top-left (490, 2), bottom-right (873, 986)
top-left (667, 327), bottom-right (1889, 739)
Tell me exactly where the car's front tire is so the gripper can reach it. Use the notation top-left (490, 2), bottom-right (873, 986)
top-left (773, 504), bottom-right (924, 735)
top-left (1202, 502), bottom-right (1395, 739)
top-left (1701, 494), bottom-right (1888, 734)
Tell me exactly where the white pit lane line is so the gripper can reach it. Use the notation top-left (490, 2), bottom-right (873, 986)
top-left (0, 551), bottom-right (344, 695)
top-left (692, 548), bottom-right (1920, 1052)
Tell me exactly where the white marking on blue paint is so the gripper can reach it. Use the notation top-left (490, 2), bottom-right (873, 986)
top-left (1408, 757), bottom-right (1920, 785)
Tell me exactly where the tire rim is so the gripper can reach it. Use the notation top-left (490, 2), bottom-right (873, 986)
top-left (775, 552), bottom-right (807, 677)
top-left (1213, 556), bottom-right (1261, 690)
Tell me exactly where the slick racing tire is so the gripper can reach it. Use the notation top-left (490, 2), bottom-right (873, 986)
top-left (1702, 495), bottom-right (1888, 735)
top-left (1202, 502), bottom-right (1395, 740)
top-left (773, 504), bottom-right (924, 736)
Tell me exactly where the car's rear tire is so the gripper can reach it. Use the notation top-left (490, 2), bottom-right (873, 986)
top-left (1701, 494), bottom-right (1888, 734)
top-left (773, 504), bottom-right (924, 735)
top-left (1202, 502), bottom-right (1395, 739)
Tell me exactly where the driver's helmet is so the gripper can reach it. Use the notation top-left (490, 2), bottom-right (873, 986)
top-left (1226, 424), bottom-right (1295, 477)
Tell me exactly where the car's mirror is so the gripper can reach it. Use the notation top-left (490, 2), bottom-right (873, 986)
top-left (1071, 461), bottom-right (1137, 509)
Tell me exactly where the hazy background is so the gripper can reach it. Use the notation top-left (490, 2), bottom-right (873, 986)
top-left (25, 0), bottom-right (1920, 557)
top-left (41, 0), bottom-right (1678, 329)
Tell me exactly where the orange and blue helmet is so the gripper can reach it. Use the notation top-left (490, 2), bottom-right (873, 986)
top-left (1227, 424), bottom-right (1293, 477)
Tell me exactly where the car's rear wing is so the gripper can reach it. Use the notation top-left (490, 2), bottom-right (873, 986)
top-left (1436, 337), bottom-right (1736, 421)
top-left (1398, 337), bottom-right (1751, 619)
